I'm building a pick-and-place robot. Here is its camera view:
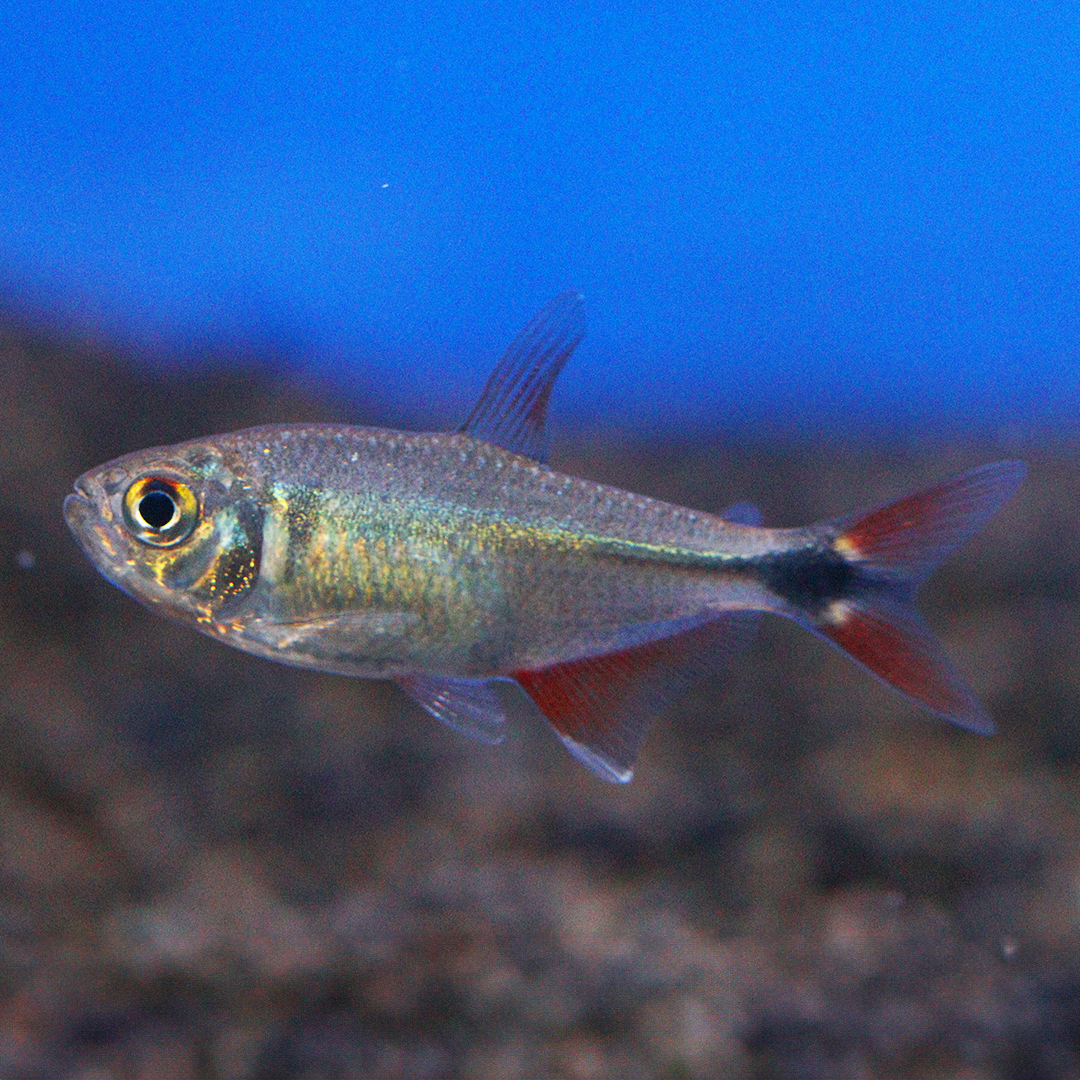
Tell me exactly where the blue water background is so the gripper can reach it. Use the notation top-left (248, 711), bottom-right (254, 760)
top-left (1, 1), bottom-right (1077, 439)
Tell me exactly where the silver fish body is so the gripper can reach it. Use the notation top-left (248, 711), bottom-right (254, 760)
top-left (66, 425), bottom-right (791, 674)
top-left (64, 294), bottom-right (1026, 781)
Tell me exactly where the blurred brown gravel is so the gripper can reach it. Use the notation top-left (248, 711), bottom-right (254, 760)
top-left (0, 312), bottom-right (1076, 1078)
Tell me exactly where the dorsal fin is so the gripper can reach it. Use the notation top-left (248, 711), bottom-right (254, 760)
top-left (512, 613), bottom-right (758, 783)
top-left (458, 291), bottom-right (585, 462)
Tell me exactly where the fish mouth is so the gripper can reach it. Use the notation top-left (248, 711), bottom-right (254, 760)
top-left (63, 478), bottom-right (113, 552)
top-left (64, 472), bottom-right (110, 521)
top-left (63, 485), bottom-right (94, 530)
top-left (63, 481), bottom-right (135, 592)
top-left (63, 489), bottom-right (89, 518)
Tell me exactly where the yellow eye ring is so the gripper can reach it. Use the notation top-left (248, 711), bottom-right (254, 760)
top-left (122, 476), bottom-right (199, 547)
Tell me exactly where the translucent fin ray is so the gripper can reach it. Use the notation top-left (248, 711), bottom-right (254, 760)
top-left (810, 598), bottom-right (993, 734)
top-left (801, 460), bottom-right (1026, 734)
top-left (458, 292), bottom-right (585, 462)
top-left (396, 674), bottom-right (506, 745)
top-left (721, 501), bottom-right (762, 526)
top-left (513, 613), bottom-right (758, 782)
top-left (834, 461), bottom-right (1026, 585)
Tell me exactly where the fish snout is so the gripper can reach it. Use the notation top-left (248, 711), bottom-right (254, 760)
top-left (63, 474), bottom-right (111, 535)
top-left (63, 489), bottom-right (92, 529)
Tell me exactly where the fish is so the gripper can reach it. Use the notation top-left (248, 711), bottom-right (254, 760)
top-left (64, 293), bottom-right (1026, 782)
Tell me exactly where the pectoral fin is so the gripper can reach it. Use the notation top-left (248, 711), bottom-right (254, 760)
top-left (397, 673), bottom-right (507, 745)
top-left (512, 613), bottom-right (758, 783)
top-left (241, 612), bottom-right (420, 653)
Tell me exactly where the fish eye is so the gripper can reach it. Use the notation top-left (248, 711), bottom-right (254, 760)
top-left (122, 476), bottom-right (199, 546)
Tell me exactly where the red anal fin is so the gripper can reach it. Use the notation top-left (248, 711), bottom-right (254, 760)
top-left (513, 613), bottom-right (757, 783)
top-left (816, 599), bottom-right (992, 734)
top-left (835, 461), bottom-right (1026, 582)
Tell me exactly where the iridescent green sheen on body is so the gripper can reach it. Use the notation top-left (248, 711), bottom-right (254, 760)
top-left (72, 424), bottom-right (776, 680)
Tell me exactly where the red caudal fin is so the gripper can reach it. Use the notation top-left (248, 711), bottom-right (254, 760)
top-left (814, 598), bottom-right (994, 733)
top-left (809, 462), bottom-right (1026, 734)
top-left (833, 461), bottom-right (1027, 585)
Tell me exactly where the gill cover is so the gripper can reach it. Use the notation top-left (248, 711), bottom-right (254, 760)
top-left (114, 458), bottom-right (264, 618)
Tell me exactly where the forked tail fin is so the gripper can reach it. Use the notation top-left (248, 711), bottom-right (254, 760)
top-left (807, 461), bottom-right (1026, 734)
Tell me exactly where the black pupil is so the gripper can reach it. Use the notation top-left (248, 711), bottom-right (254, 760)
top-left (139, 490), bottom-right (178, 529)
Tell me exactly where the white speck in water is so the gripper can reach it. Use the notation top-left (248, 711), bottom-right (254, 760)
top-left (15, 549), bottom-right (36, 571)
top-left (1000, 935), bottom-right (1018, 960)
